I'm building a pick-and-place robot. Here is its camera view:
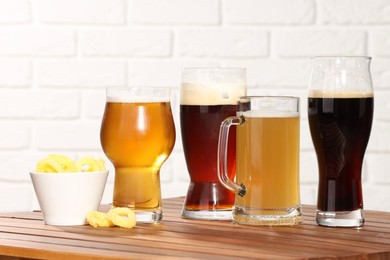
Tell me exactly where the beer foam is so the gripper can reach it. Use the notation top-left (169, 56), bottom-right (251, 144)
top-left (309, 89), bottom-right (373, 98)
top-left (107, 97), bottom-right (170, 103)
top-left (180, 83), bottom-right (246, 105)
top-left (240, 110), bottom-right (300, 118)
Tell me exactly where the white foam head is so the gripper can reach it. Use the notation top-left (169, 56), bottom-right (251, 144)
top-left (309, 89), bottom-right (373, 98)
top-left (107, 96), bottom-right (169, 103)
top-left (106, 87), bottom-right (170, 103)
top-left (180, 83), bottom-right (246, 105)
top-left (240, 110), bottom-right (300, 118)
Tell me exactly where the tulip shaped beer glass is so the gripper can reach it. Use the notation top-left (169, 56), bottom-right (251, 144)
top-left (218, 96), bottom-right (302, 225)
top-left (101, 87), bottom-right (176, 223)
top-left (181, 68), bottom-right (246, 220)
top-left (308, 57), bottom-right (374, 227)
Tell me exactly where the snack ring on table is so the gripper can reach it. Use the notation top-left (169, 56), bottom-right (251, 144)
top-left (86, 211), bottom-right (114, 228)
top-left (76, 157), bottom-right (106, 172)
top-left (107, 207), bottom-right (136, 229)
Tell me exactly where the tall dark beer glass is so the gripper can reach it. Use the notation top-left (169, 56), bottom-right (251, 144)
top-left (180, 68), bottom-right (246, 220)
top-left (308, 57), bottom-right (374, 227)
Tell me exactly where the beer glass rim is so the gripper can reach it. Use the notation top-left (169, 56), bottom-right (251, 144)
top-left (106, 86), bottom-right (171, 90)
top-left (310, 56), bottom-right (372, 60)
top-left (238, 96), bottom-right (300, 114)
top-left (182, 67), bottom-right (246, 72)
top-left (239, 95), bottom-right (299, 101)
top-left (105, 86), bottom-right (171, 102)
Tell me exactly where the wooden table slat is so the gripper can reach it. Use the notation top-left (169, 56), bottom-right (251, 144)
top-left (1, 197), bottom-right (390, 259)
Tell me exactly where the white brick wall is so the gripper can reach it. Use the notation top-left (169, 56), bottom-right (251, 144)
top-left (318, 0), bottom-right (390, 24)
top-left (131, 0), bottom-right (220, 24)
top-left (0, 29), bottom-right (75, 56)
top-left (0, 90), bottom-right (80, 118)
top-left (0, 0), bottom-right (29, 24)
top-left (224, 0), bottom-right (314, 24)
top-left (0, 60), bottom-right (30, 86)
top-left (36, 0), bottom-right (126, 24)
top-left (0, 0), bottom-right (390, 213)
top-left (80, 29), bottom-right (172, 56)
top-left (177, 29), bottom-right (268, 57)
top-left (274, 30), bottom-right (366, 57)
top-left (36, 60), bottom-right (127, 87)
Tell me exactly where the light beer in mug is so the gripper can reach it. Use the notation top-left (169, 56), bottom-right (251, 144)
top-left (218, 96), bottom-right (302, 225)
top-left (236, 111), bottom-right (300, 218)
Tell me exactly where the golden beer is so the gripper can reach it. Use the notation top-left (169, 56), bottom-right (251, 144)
top-left (235, 112), bottom-right (300, 214)
top-left (100, 101), bottom-right (175, 211)
top-left (218, 96), bottom-right (301, 225)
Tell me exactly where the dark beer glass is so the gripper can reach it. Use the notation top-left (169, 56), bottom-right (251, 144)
top-left (180, 68), bottom-right (246, 220)
top-left (308, 57), bottom-right (374, 227)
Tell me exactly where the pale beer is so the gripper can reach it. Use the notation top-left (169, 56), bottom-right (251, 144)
top-left (236, 112), bottom-right (300, 214)
top-left (218, 96), bottom-right (301, 225)
top-left (101, 101), bottom-right (175, 211)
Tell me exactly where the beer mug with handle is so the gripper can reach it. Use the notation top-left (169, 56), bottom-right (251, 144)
top-left (218, 96), bottom-right (302, 226)
top-left (308, 56), bottom-right (374, 227)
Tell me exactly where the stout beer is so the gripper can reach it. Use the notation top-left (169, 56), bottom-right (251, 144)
top-left (308, 91), bottom-right (373, 212)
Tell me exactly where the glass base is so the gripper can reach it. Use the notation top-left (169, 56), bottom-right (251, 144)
top-left (233, 205), bottom-right (303, 226)
top-left (316, 208), bottom-right (364, 227)
top-left (181, 209), bottom-right (232, 220)
top-left (135, 210), bottom-right (162, 223)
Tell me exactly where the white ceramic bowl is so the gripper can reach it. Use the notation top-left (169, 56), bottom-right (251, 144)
top-left (30, 170), bottom-right (109, 226)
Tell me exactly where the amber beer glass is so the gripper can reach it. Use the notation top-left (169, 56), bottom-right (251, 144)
top-left (100, 87), bottom-right (176, 223)
top-left (308, 57), bottom-right (374, 227)
top-left (181, 68), bottom-right (246, 220)
top-left (218, 96), bottom-right (302, 225)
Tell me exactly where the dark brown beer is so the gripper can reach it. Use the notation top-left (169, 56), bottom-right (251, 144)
top-left (180, 104), bottom-right (236, 211)
top-left (308, 95), bottom-right (373, 212)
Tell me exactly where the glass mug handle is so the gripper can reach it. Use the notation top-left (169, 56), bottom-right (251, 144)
top-left (217, 116), bottom-right (247, 197)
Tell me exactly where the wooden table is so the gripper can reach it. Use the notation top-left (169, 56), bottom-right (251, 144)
top-left (1, 197), bottom-right (390, 259)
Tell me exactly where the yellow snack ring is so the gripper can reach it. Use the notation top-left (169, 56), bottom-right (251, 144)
top-left (35, 154), bottom-right (106, 173)
top-left (96, 158), bottom-right (106, 171)
top-left (107, 207), bottom-right (136, 229)
top-left (76, 157), bottom-right (106, 172)
top-left (35, 155), bottom-right (77, 173)
top-left (48, 154), bottom-right (78, 172)
top-left (86, 211), bottom-right (114, 228)
top-left (35, 157), bottom-right (61, 173)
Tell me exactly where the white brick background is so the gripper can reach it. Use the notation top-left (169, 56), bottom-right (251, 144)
top-left (0, 0), bottom-right (389, 213)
